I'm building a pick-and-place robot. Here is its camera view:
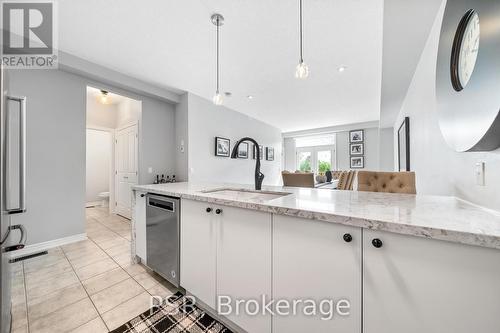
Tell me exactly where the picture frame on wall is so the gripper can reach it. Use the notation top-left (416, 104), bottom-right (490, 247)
top-left (215, 137), bottom-right (230, 157)
top-left (349, 129), bottom-right (364, 143)
top-left (398, 117), bottom-right (410, 172)
top-left (350, 156), bottom-right (364, 169)
top-left (237, 142), bottom-right (249, 159)
top-left (266, 147), bottom-right (274, 161)
top-left (253, 145), bottom-right (263, 160)
top-left (350, 143), bottom-right (364, 155)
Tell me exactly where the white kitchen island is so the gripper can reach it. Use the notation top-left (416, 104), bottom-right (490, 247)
top-left (132, 182), bottom-right (500, 333)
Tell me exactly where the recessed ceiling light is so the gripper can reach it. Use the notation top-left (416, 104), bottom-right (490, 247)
top-left (247, 95), bottom-right (254, 100)
top-left (338, 66), bottom-right (347, 73)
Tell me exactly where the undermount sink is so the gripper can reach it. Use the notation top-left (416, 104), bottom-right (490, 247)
top-left (201, 188), bottom-right (291, 202)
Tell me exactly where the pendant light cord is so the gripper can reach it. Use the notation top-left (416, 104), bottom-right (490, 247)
top-left (299, 0), bottom-right (303, 64)
top-left (216, 17), bottom-right (220, 94)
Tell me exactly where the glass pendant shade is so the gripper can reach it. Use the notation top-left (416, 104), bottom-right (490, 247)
top-left (295, 0), bottom-right (308, 79)
top-left (295, 61), bottom-right (309, 79)
top-left (213, 92), bottom-right (223, 106)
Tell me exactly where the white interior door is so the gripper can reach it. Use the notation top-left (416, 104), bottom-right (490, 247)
top-left (115, 124), bottom-right (138, 219)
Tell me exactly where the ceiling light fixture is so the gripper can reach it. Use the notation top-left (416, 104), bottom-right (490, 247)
top-left (247, 95), bottom-right (254, 100)
top-left (211, 13), bottom-right (224, 106)
top-left (100, 90), bottom-right (109, 104)
top-left (295, 0), bottom-right (309, 79)
top-left (338, 66), bottom-right (347, 73)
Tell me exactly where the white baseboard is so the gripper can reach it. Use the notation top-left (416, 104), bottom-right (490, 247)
top-left (10, 233), bottom-right (88, 259)
top-left (86, 201), bottom-right (104, 208)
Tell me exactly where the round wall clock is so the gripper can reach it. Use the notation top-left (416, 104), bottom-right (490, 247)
top-left (450, 9), bottom-right (480, 91)
top-left (436, 1), bottom-right (500, 152)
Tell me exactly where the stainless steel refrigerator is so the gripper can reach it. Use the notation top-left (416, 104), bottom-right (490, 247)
top-left (1, 65), bottom-right (27, 333)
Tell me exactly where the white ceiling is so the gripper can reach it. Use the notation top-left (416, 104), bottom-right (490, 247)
top-left (86, 86), bottom-right (130, 105)
top-left (58, 0), bottom-right (384, 132)
top-left (379, 0), bottom-right (444, 128)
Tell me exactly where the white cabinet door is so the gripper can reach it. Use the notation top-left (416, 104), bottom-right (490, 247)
top-left (180, 199), bottom-right (217, 308)
top-left (115, 124), bottom-right (138, 219)
top-left (363, 230), bottom-right (500, 333)
top-left (217, 206), bottom-right (272, 333)
top-left (273, 215), bottom-right (362, 333)
top-left (134, 191), bottom-right (147, 262)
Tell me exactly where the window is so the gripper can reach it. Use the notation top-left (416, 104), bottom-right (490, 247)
top-left (297, 151), bottom-right (312, 172)
top-left (295, 135), bottom-right (336, 173)
top-left (317, 150), bottom-right (332, 173)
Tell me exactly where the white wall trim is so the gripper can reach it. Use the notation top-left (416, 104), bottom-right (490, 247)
top-left (85, 200), bottom-right (103, 208)
top-left (86, 125), bottom-right (114, 132)
top-left (10, 233), bottom-right (88, 258)
top-left (282, 120), bottom-right (380, 138)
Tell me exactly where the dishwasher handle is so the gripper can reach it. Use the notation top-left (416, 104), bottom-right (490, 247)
top-left (147, 195), bottom-right (177, 212)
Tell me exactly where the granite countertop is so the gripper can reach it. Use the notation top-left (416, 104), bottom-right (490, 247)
top-left (133, 182), bottom-right (500, 250)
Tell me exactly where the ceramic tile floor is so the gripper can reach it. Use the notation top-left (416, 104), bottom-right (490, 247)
top-left (10, 207), bottom-right (178, 333)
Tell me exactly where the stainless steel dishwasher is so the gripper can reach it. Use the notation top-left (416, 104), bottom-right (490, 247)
top-left (146, 194), bottom-right (180, 287)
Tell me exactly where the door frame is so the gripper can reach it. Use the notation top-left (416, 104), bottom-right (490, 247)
top-left (296, 145), bottom-right (337, 173)
top-left (86, 126), bottom-right (115, 213)
top-left (114, 121), bottom-right (139, 218)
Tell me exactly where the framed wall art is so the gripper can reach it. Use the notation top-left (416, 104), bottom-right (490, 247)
top-left (215, 137), bottom-right (230, 157)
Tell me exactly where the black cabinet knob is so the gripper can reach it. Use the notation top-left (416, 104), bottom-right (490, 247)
top-left (343, 233), bottom-right (353, 243)
top-left (206, 207), bottom-right (212, 213)
top-left (372, 238), bottom-right (383, 248)
top-left (140, 194), bottom-right (145, 197)
top-left (215, 208), bottom-right (223, 215)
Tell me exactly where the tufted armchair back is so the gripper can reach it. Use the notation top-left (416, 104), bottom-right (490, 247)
top-left (357, 171), bottom-right (416, 194)
top-left (337, 171), bottom-right (356, 191)
top-left (332, 171), bottom-right (343, 180)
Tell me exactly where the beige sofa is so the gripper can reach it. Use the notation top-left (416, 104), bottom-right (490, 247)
top-left (281, 171), bottom-right (315, 188)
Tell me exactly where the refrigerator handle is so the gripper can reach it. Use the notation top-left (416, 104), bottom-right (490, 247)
top-left (3, 224), bottom-right (26, 252)
top-left (5, 95), bottom-right (26, 215)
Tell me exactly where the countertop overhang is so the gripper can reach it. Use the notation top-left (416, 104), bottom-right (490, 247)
top-left (133, 182), bottom-right (500, 250)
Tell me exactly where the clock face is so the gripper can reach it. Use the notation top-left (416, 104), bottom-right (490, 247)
top-left (451, 10), bottom-right (480, 91)
top-left (458, 12), bottom-right (480, 88)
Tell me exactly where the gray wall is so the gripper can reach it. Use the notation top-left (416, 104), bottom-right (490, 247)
top-left (393, 0), bottom-right (500, 211)
top-left (337, 127), bottom-right (381, 170)
top-left (378, 127), bottom-right (395, 171)
top-left (282, 123), bottom-right (393, 172)
top-left (283, 137), bottom-right (296, 172)
top-left (139, 97), bottom-right (175, 184)
top-left (8, 69), bottom-right (176, 245)
top-left (8, 70), bottom-right (87, 245)
top-left (186, 93), bottom-right (283, 186)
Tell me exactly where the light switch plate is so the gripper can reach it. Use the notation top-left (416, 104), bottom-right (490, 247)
top-left (475, 162), bottom-right (485, 186)
top-left (148, 167), bottom-right (153, 174)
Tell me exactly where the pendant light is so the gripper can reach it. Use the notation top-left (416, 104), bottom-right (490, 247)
top-left (295, 0), bottom-right (309, 79)
top-left (211, 13), bottom-right (224, 105)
